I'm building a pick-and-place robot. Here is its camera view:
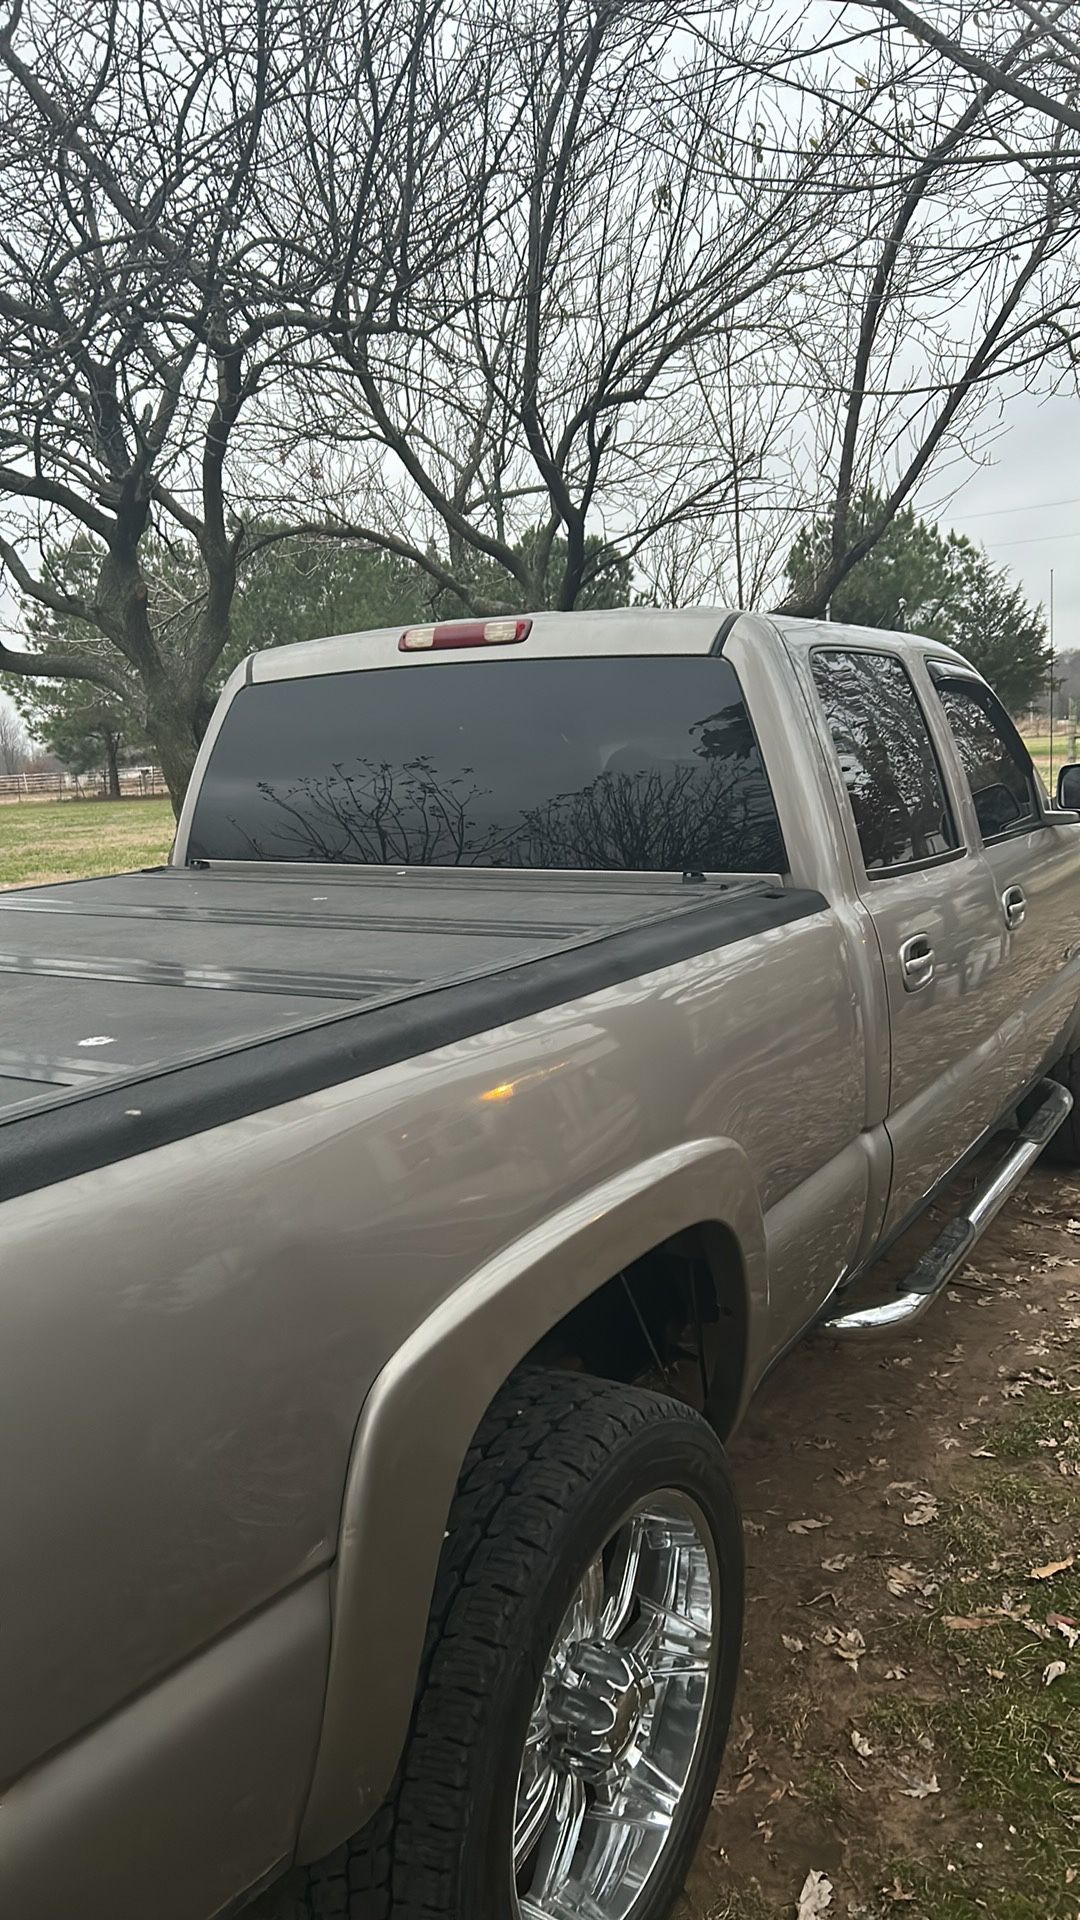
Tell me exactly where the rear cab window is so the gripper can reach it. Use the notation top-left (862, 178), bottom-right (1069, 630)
top-left (188, 654), bottom-right (787, 874)
top-left (809, 647), bottom-right (959, 875)
top-left (927, 666), bottom-right (1040, 842)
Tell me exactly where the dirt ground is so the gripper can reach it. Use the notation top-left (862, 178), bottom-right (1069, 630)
top-left (261, 1164), bottom-right (1080, 1920)
top-left (682, 1162), bottom-right (1080, 1920)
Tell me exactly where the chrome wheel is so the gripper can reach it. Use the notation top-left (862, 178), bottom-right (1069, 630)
top-left (512, 1490), bottom-right (719, 1920)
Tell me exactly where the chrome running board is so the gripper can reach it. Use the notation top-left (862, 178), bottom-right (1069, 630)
top-left (823, 1078), bottom-right (1072, 1337)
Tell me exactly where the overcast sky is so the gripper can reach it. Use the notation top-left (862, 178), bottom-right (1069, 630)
top-left (937, 384), bottom-right (1080, 654)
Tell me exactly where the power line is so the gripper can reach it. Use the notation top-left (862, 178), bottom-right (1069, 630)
top-left (991, 530), bottom-right (1080, 549)
top-left (958, 495), bottom-right (1080, 520)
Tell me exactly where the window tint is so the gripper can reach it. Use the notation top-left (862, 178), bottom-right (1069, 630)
top-left (188, 655), bottom-right (786, 873)
top-left (810, 649), bottom-right (958, 872)
top-left (932, 676), bottom-right (1039, 841)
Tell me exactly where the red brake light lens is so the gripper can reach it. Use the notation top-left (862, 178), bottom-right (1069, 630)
top-left (399, 617), bottom-right (532, 652)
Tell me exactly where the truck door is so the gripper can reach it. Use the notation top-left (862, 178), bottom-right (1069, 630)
top-left (809, 644), bottom-right (1012, 1233)
top-left (927, 663), bottom-right (1080, 1078)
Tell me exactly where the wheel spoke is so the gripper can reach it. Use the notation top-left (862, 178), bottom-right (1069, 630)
top-left (570, 1556), bottom-right (605, 1640)
top-left (514, 1756), bottom-right (559, 1871)
top-left (600, 1513), bottom-right (646, 1641)
top-left (633, 1595), bottom-right (713, 1674)
top-left (520, 1889), bottom-right (610, 1920)
top-left (609, 1753), bottom-right (682, 1829)
top-left (529, 1769), bottom-right (588, 1901)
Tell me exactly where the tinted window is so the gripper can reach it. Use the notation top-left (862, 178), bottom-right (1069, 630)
top-left (811, 649), bottom-right (958, 872)
top-left (188, 656), bottom-right (786, 873)
top-left (933, 677), bottom-right (1039, 841)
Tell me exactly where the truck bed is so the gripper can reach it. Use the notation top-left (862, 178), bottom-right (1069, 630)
top-left (0, 864), bottom-right (823, 1200)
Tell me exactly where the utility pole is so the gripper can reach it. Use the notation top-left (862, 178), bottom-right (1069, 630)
top-left (1049, 568), bottom-right (1056, 787)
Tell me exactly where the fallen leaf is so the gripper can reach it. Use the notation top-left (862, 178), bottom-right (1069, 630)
top-left (880, 1881), bottom-right (915, 1905)
top-left (788, 1516), bottom-right (831, 1534)
top-left (822, 1554), bottom-right (855, 1572)
top-left (943, 1614), bottom-right (996, 1631)
top-left (782, 1634), bottom-right (806, 1652)
top-left (904, 1496), bottom-right (939, 1527)
top-left (1048, 1613), bottom-right (1080, 1649)
top-left (835, 1627), bottom-right (866, 1669)
top-left (851, 1728), bottom-right (874, 1758)
top-left (887, 1562), bottom-right (937, 1598)
top-left (987, 1667), bottom-right (1006, 1679)
top-left (885, 1666), bottom-right (909, 1680)
top-left (1043, 1660), bottom-right (1067, 1686)
top-left (899, 1772), bottom-right (940, 1798)
top-left (814, 1624), bottom-right (866, 1669)
top-left (1031, 1555), bottom-right (1076, 1580)
top-left (797, 1869), bottom-right (834, 1919)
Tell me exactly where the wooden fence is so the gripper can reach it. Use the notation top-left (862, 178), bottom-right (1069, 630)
top-left (0, 767), bottom-right (167, 802)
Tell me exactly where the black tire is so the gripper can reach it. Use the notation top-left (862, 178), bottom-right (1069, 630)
top-left (1045, 1050), bottom-right (1080, 1166)
top-left (305, 1369), bottom-right (744, 1920)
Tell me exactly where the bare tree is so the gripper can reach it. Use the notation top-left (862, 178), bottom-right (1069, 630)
top-left (0, 699), bottom-right (29, 775)
top-left (859, 0), bottom-right (1080, 135)
top-left (776, 17), bottom-right (1080, 618)
top-left (279, 0), bottom-right (879, 613)
top-left (0, 0), bottom-right (476, 808)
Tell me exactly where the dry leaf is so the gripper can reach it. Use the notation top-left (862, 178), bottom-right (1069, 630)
top-left (987, 1666), bottom-right (1006, 1679)
top-left (851, 1728), bottom-right (874, 1758)
top-left (899, 1772), bottom-right (940, 1798)
top-left (797, 1869), bottom-right (834, 1919)
top-left (904, 1496), bottom-right (939, 1527)
top-left (881, 1878), bottom-right (915, 1904)
top-left (1030, 1555), bottom-right (1076, 1580)
top-left (788, 1516), bottom-right (831, 1534)
top-left (1043, 1660), bottom-right (1067, 1686)
top-left (835, 1627), bottom-right (866, 1669)
top-left (822, 1554), bottom-right (855, 1572)
top-left (782, 1634), bottom-right (806, 1652)
top-left (943, 1614), bottom-right (996, 1631)
top-left (885, 1666), bottom-right (909, 1680)
top-left (1048, 1612), bottom-right (1080, 1649)
top-left (814, 1624), bottom-right (866, 1668)
top-left (887, 1562), bottom-right (937, 1598)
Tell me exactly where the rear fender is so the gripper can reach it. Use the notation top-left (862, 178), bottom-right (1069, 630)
top-left (296, 1134), bottom-right (763, 1861)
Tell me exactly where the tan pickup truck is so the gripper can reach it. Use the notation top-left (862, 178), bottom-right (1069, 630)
top-left (3, 608), bottom-right (1080, 1920)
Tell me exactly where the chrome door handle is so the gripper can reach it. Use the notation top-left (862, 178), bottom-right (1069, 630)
top-left (1002, 885), bottom-right (1026, 930)
top-left (899, 932), bottom-right (935, 992)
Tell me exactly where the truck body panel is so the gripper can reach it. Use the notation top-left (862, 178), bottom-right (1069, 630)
top-left (2, 605), bottom-right (1078, 1919)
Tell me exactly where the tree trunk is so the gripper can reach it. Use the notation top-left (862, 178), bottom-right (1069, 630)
top-left (103, 731), bottom-right (122, 801)
top-left (146, 697), bottom-right (203, 819)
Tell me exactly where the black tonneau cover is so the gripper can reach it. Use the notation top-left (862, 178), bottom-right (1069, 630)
top-left (0, 864), bottom-right (825, 1202)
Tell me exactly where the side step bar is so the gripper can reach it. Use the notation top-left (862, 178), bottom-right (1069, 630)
top-left (823, 1078), bottom-right (1073, 1337)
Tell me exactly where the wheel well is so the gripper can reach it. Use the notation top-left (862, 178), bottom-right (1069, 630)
top-left (523, 1223), bottom-right (748, 1439)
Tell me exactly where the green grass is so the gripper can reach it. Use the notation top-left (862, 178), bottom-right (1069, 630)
top-left (0, 795), bottom-right (175, 888)
top-left (1021, 732), bottom-right (1077, 787)
top-left (868, 1394), bottom-right (1080, 1920)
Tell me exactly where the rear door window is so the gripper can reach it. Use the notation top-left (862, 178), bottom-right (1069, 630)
top-left (930, 672), bottom-right (1040, 842)
top-left (810, 648), bottom-right (958, 873)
